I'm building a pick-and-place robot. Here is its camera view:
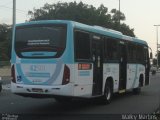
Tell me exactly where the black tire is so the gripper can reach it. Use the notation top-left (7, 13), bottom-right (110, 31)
top-left (0, 84), bottom-right (2, 92)
top-left (55, 97), bottom-right (72, 103)
top-left (101, 81), bottom-right (113, 104)
top-left (133, 87), bottom-right (141, 95)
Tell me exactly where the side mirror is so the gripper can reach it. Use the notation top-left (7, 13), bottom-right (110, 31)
top-left (150, 52), bottom-right (153, 59)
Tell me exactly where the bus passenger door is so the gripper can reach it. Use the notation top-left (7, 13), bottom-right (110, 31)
top-left (92, 36), bottom-right (103, 96)
top-left (119, 41), bottom-right (127, 91)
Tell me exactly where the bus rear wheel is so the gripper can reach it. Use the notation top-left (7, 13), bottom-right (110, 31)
top-left (133, 76), bottom-right (142, 95)
top-left (133, 87), bottom-right (141, 95)
top-left (101, 81), bottom-right (113, 104)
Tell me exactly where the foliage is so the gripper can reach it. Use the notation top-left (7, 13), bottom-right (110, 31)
top-left (28, 2), bottom-right (135, 37)
top-left (0, 24), bottom-right (11, 61)
top-left (111, 9), bottom-right (125, 23)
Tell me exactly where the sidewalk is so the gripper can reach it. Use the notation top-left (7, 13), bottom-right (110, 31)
top-left (0, 66), bottom-right (11, 85)
top-left (0, 66), bottom-right (11, 77)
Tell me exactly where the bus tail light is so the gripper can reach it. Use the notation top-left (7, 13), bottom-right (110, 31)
top-left (11, 65), bottom-right (16, 83)
top-left (62, 65), bottom-right (70, 85)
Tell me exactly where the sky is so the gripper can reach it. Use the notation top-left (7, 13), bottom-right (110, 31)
top-left (0, 0), bottom-right (160, 56)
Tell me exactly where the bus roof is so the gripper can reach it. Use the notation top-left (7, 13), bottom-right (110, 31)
top-left (72, 21), bottom-right (148, 46)
top-left (16, 20), bottom-right (148, 46)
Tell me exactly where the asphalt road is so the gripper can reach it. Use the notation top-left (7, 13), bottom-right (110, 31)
top-left (0, 73), bottom-right (160, 120)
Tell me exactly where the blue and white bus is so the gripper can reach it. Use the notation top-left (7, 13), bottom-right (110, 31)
top-left (11, 20), bottom-right (151, 103)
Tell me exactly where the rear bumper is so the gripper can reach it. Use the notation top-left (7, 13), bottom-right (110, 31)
top-left (11, 82), bottom-right (74, 98)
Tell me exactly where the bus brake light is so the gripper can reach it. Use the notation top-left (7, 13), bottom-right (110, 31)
top-left (11, 65), bottom-right (16, 83)
top-left (62, 65), bottom-right (70, 85)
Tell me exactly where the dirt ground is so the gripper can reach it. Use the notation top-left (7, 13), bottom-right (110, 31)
top-left (0, 66), bottom-right (11, 77)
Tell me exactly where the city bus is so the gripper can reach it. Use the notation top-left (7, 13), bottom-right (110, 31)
top-left (11, 20), bottom-right (151, 104)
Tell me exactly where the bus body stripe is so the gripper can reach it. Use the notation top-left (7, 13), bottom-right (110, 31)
top-left (46, 60), bottom-right (63, 84)
top-left (16, 60), bottom-right (63, 85)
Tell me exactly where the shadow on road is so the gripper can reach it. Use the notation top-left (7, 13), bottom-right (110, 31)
top-left (25, 91), bottom-right (137, 114)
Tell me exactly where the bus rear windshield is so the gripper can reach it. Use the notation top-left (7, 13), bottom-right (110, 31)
top-left (15, 24), bottom-right (67, 58)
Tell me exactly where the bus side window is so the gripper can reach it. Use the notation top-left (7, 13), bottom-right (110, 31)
top-left (136, 45), bottom-right (144, 63)
top-left (74, 31), bottom-right (91, 60)
top-left (144, 47), bottom-right (148, 61)
top-left (127, 42), bottom-right (137, 63)
top-left (104, 38), bottom-right (119, 61)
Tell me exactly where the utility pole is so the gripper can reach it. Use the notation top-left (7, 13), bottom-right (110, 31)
top-left (119, 0), bottom-right (120, 25)
top-left (154, 25), bottom-right (160, 68)
top-left (12, 0), bottom-right (16, 55)
top-left (13, 0), bottom-right (16, 27)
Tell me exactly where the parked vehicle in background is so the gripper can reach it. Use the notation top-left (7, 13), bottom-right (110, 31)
top-left (150, 66), bottom-right (157, 74)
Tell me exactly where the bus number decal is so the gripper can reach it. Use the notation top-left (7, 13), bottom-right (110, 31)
top-left (30, 65), bottom-right (45, 71)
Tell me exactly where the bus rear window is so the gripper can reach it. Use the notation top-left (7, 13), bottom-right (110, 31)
top-left (15, 24), bottom-right (67, 58)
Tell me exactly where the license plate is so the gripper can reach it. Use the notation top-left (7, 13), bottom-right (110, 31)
top-left (32, 88), bottom-right (43, 93)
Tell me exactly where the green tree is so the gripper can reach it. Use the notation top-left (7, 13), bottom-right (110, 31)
top-left (111, 9), bottom-right (125, 23)
top-left (0, 24), bottom-right (11, 61)
top-left (28, 2), bottom-right (135, 37)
